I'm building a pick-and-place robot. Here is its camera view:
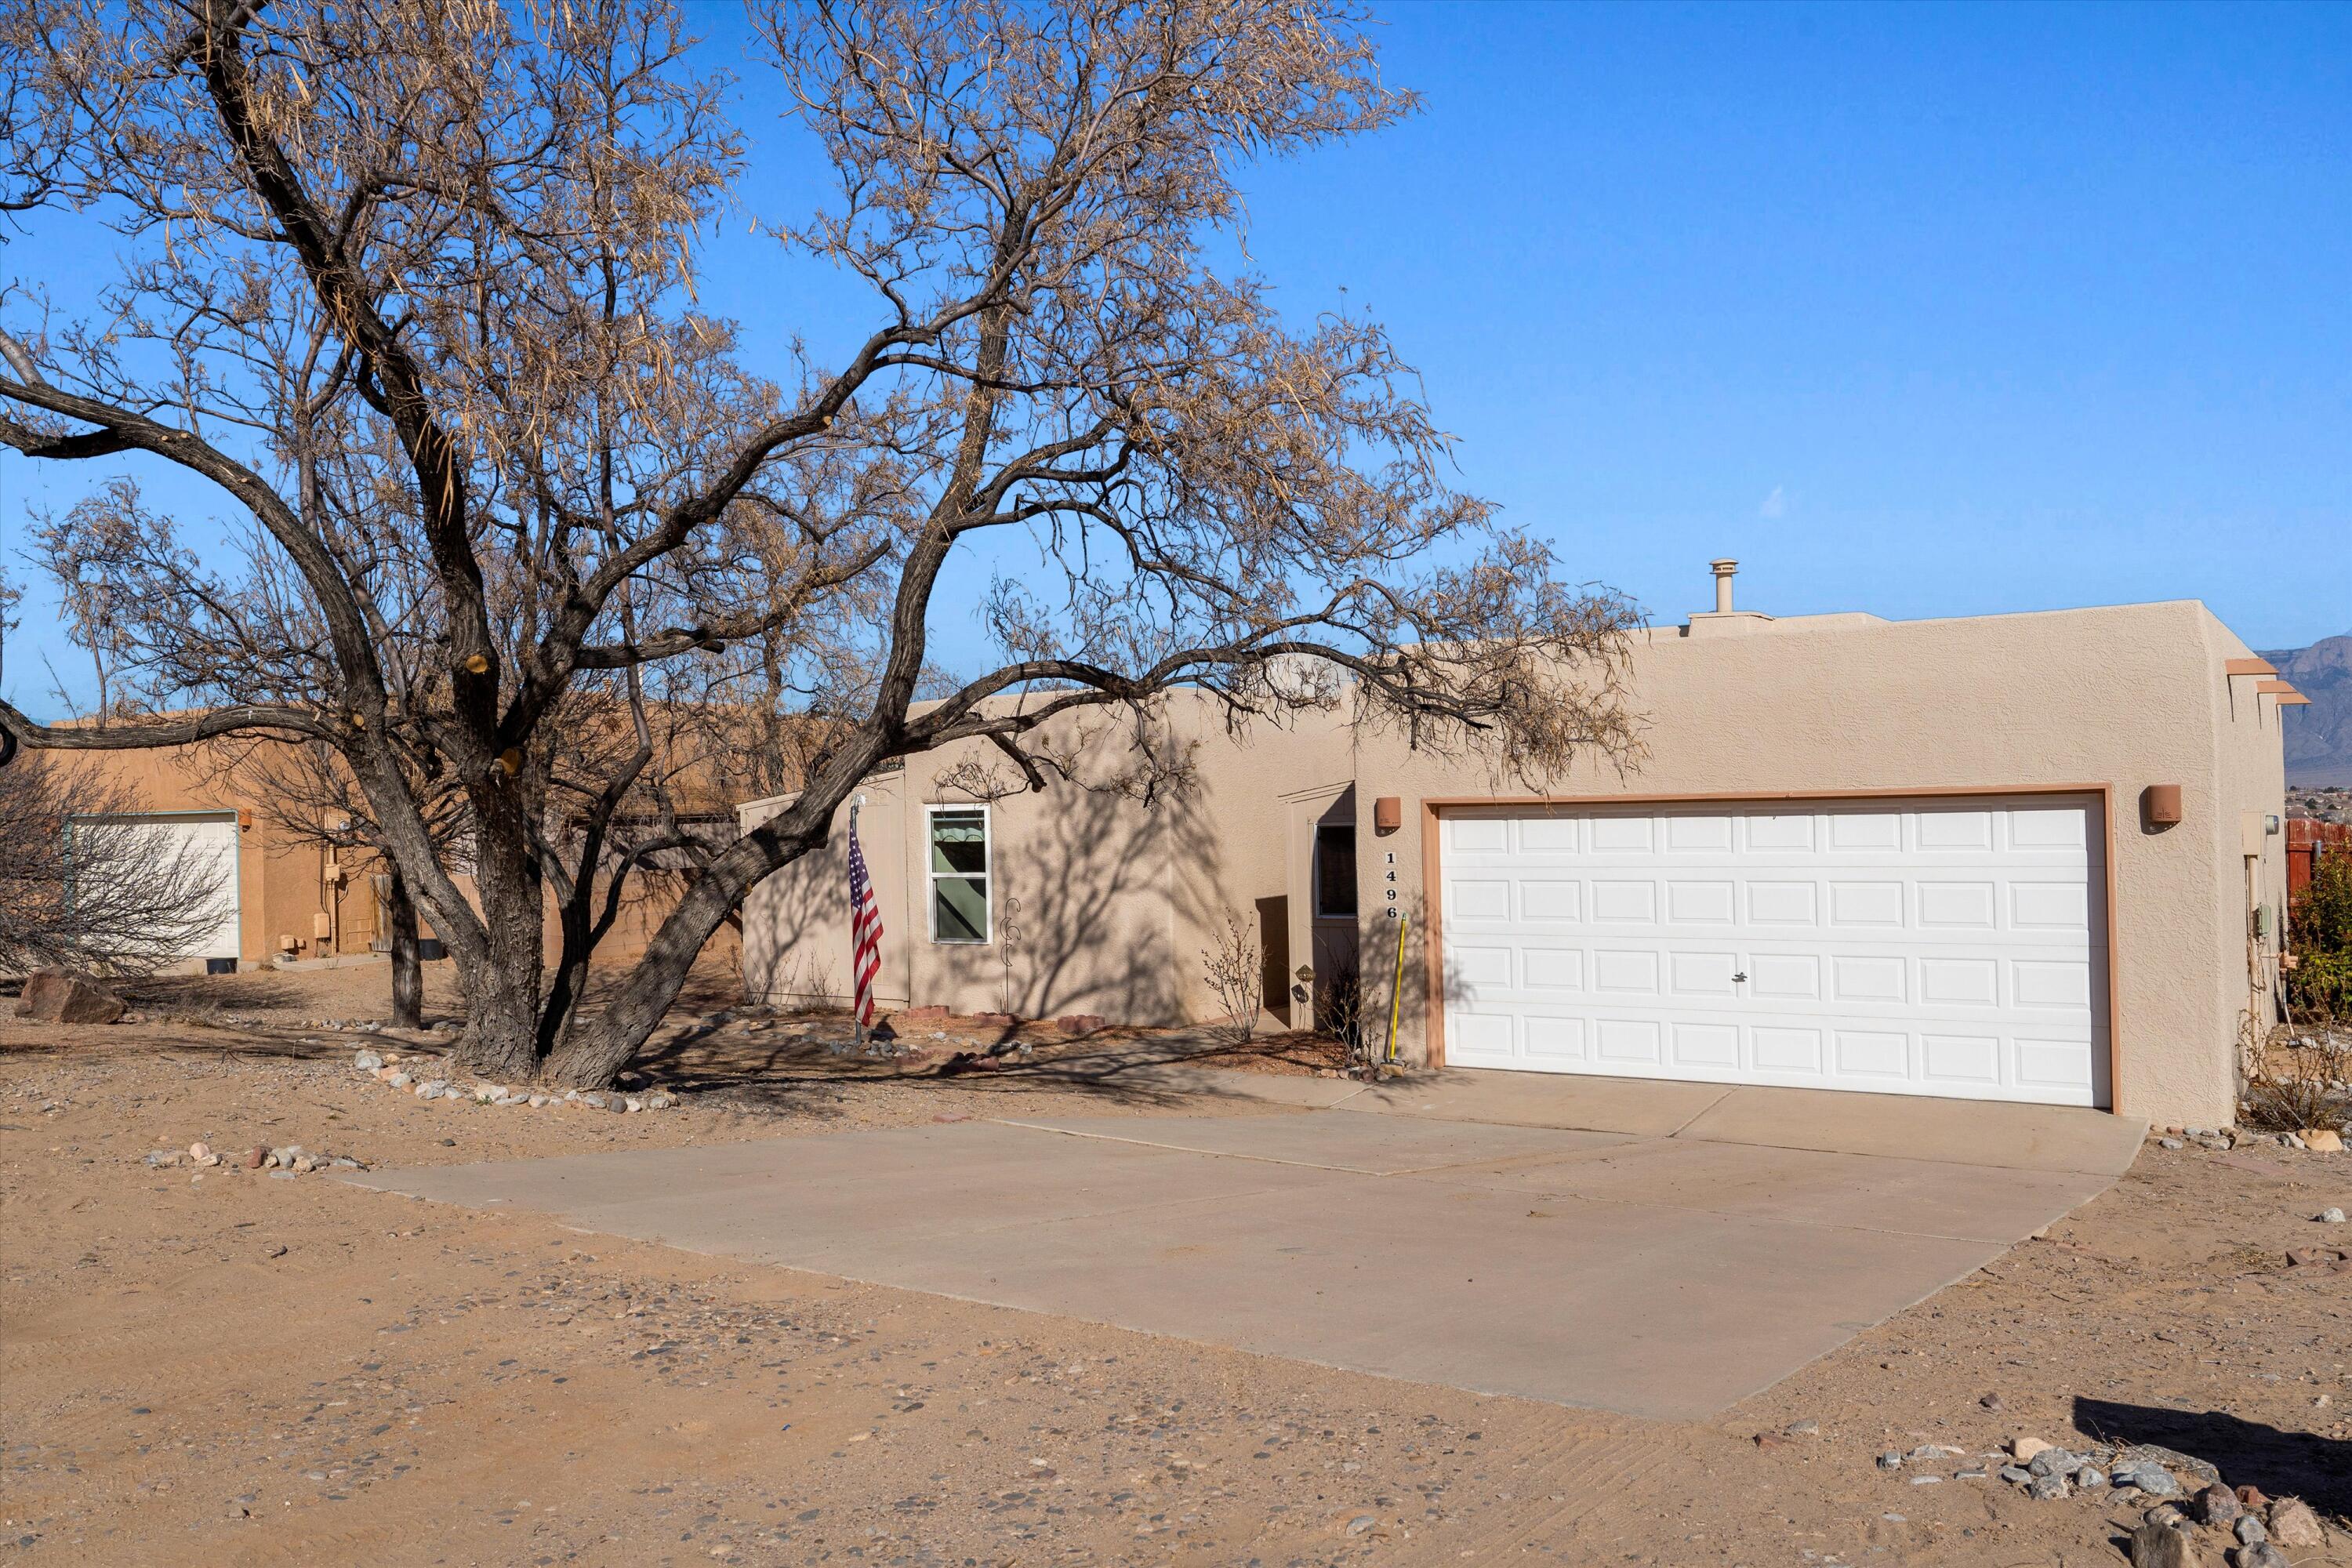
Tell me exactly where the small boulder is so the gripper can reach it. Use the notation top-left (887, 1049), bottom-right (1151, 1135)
top-left (2236, 1486), bottom-right (2268, 1512)
top-left (2194, 1484), bottom-right (2242, 1526)
top-left (13, 969), bottom-right (126, 1025)
top-left (2011, 1436), bottom-right (2053, 1463)
top-left (1876, 1450), bottom-right (1903, 1470)
top-left (2319, 1207), bottom-right (2347, 1224)
top-left (2027, 1472), bottom-right (2070, 1501)
top-left (353, 1050), bottom-right (383, 1072)
top-left (2129, 1519), bottom-right (2201, 1568)
top-left (2235, 1516), bottom-right (2268, 1547)
top-left (2230, 1545), bottom-right (2288, 1568)
top-left (2302, 1129), bottom-right (2344, 1153)
top-left (2267, 1499), bottom-right (2325, 1548)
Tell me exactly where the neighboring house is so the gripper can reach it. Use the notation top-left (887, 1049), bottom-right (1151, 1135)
top-left (742, 569), bottom-right (2299, 1131)
top-left (48, 736), bottom-right (746, 976)
top-left (47, 745), bottom-right (380, 974)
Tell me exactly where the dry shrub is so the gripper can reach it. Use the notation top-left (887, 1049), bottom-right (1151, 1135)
top-left (1200, 909), bottom-right (1261, 1044)
top-left (2241, 1029), bottom-right (2352, 1134)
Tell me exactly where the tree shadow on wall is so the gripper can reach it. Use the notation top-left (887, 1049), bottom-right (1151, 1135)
top-left (994, 775), bottom-right (1195, 1025)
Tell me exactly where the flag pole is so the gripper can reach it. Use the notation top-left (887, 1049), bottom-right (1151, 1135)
top-left (850, 793), bottom-right (866, 1055)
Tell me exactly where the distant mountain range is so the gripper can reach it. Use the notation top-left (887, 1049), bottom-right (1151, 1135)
top-left (2260, 634), bottom-right (2352, 786)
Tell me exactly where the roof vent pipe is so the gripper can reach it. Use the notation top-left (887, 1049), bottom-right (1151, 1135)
top-left (1710, 559), bottom-right (1737, 615)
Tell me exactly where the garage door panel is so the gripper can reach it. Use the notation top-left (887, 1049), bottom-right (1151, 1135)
top-left (1917, 881), bottom-right (1998, 928)
top-left (1519, 879), bottom-right (1582, 921)
top-left (1665, 880), bottom-right (1736, 924)
top-left (1922, 1033), bottom-right (2002, 1085)
top-left (1747, 880), bottom-right (1818, 924)
top-left (1664, 815), bottom-right (1734, 853)
top-left (1522, 947), bottom-right (1584, 989)
top-left (1519, 817), bottom-right (1578, 851)
top-left (1589, 880), bottom-right (1657, 923)
top-left (1828, 880), bottom-right (1906, 927)
top-left (1449, 879), bottom-right (1511, 920)
top-left (1524, 1015), bottom-right (1587, 1060)
top-left (1592, 949), bottom-right (1661, 994)
top-left (1594, 1018), bottom-right (1663, 1063)
top-left (2011, 882), bottom-right (2089, 929)
top-left (1439, 796), bottom-right (2108, 1108)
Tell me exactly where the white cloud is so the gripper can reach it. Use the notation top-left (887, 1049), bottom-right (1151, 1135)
top-left (1759, 485), bottom-right (1788, 520)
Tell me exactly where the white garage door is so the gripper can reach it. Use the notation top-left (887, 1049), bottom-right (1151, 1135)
top-left (1439, 797), bottom-right (2108, 1107)
top-left (85, 813), bottom-right (242, 963)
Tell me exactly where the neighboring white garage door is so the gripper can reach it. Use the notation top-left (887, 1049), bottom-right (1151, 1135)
top-left (1439, 797), bottom-right (2108, 1107)
top-left (84, 812), bottom-right (242, 964)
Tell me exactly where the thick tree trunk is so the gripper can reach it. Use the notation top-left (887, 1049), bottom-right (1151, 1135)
top-left (387, 869), bottom-right (423, 1029)
top-left (539, 787), bottom-right (840, 1088)
top-left (446, 787), bottom-right (545, 1081)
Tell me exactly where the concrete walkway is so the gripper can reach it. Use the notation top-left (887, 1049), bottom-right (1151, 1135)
top-left (342, 1072), bottom-right (2143, 1421)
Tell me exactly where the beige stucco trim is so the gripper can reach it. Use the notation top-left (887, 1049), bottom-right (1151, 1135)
top-left (1417, 783), bottom-right (2125, 1114)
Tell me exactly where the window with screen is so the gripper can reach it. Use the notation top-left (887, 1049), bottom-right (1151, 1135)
top-left (927, 805), bottom-right (990, 942)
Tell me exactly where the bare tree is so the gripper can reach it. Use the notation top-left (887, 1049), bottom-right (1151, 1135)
top-left (0, 753), bottom-right (234, 976)
top-left (1200, 906), bottom-right (1262, 1045)
top-left (0, 0), bottom-right (1636, 1088)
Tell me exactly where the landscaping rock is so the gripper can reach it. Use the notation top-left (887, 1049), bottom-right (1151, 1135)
top-left (2230, 1547), bottom-right (2288, 1568)
top-left (2011, 1436), bottom-right (2052, 1463)
top-left (2027, 1472), bottom-right (2069, 1501)
top-left (2129, 1519), bottom-right (2201, 1568)
top-left (2235, 1516), bottom-right (2267, 1547)
top-left (353, 1050), bottom-right (383, 1071)
top-left (1875, 1450), bottom-right (1903, 1470)
top-left (2194, 1485), bottom-right (2241, 1526)
top-left (2027, 1446), bottom-right (2080, 1478)
top-left (2319, 1207), bottom-right (2346, 1223)
top-left (1999, 1465), bottom-right (2032, 1485)
top-left (2078, 1467), bottom-right (2108, 1490)
top-left (2267, 1499), bottom-right (2324, 1548)
top-left (13, 970), bottom-right (126, 1025)
top-left (385, 1071), bottom-right (411, 1089)
top-left (2303, 1129), bottom-right (2344, 1153)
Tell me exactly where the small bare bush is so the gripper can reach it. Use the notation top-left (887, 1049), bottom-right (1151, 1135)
top-left (1201, 909), bottom-right (1261, 1044)
top-left (0, 755), bottom-right (233, 977)
top-left (1319, 958), bottom-right (1367, 1060)
top-left (2241, 1029), bottom-right (2352, 1134)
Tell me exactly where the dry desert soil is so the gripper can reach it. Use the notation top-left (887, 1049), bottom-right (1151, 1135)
top-left (4, 964), bottom-right (2350, 1568)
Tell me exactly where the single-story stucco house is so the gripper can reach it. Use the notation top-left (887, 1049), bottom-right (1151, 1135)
top-left (740, 567), bottom-right (2304, 1131)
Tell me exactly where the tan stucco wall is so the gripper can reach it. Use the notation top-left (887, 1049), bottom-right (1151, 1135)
top-left (47, 745), bottom-right (376, 970)
top-left (737, 599), bottom-right (2287, 1128)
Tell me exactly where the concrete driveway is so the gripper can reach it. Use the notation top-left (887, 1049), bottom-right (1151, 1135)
top-left (343, 1073), bottom-right (2143, 1421)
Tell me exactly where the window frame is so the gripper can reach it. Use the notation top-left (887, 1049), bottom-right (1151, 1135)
top-left (924, 802), bottom-right (993, 945)
top-left (1312, 819), bottom-right (1359, 920)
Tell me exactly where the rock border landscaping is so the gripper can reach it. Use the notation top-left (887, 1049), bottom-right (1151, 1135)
top-left (350, 1049), bottom-right (680, 1113)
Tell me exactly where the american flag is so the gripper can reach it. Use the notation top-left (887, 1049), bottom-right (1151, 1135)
top-left (848, 811), bottom-right (883, 1027)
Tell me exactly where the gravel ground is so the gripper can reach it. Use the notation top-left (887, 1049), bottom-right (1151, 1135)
top-left (3, 966), bottom-right (2349, 1566)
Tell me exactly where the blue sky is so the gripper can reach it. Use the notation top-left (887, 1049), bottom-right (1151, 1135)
top-left (4, 0), bottom-right (2347, 717)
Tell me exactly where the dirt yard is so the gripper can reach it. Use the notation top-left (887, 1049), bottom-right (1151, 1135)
top-left (4, 964), bottom-right (2349, 1566)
